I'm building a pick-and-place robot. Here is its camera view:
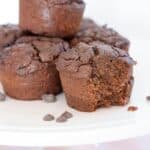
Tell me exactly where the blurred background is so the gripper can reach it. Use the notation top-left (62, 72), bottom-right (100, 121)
top-left (0, 0), bottom-right (150, 149)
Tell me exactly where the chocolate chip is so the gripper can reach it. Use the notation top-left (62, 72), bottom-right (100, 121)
top-left (0, 92), bottom-right (6, 102)
top-left (43, 114), bottom-right (55, 121)
top-left (128, 106), bottom-right (138, 112)
top-left (56, 111), bottom-right (73, 123)
top-left (42, 94), bottom-right (57, 103)
top-left (62, 111), bottom-right (73, 119)
top-left (146, 96), bottom-right (150, 101)
top-left (56, 116), bottom-right (67, 123)
top-left (93, 47), bottom-right (99, 55)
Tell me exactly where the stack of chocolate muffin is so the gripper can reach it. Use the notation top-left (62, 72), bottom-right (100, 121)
top-left (0, 0), bottom-right (135, 112)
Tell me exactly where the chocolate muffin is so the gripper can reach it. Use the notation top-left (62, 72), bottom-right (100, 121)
top-left (56, 42), bottom-right (135, 112)
top-left (70, 19), bottom-right (130, 51)
top-left (0, 24), bottom-right (22, 50)
top-left (19, 0), bottom-right (85, 37)
top-left (0, 36), bottom-right (69, 100)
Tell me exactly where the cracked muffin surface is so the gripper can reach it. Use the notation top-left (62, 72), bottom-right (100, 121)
top-left (70, 19), bottom-right (130, 51)
top-left (0, 36), bottom-right (69, 100)
top-left (0, 24), bottom-right (22, 50)
top-left (56, 42), bottom-right (135, 112)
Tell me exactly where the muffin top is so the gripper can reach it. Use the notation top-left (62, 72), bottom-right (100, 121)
top-left (0, 24), bottom-right (22, 49)
top-left (56, 42), bottom-right (135, 78)
top-left (70, 19), bottom-right (130, 51)
top-left (0, 44), bottom-right (46, 76)
top-left (16, 36), bottom-right (69, 62)
top-left (0, 36), bottom-right (69, 76)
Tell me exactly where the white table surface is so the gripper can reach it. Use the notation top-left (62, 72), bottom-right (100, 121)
top-left (1, 135), bottom-right (150, 150)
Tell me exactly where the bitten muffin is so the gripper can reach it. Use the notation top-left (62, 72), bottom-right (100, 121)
top-left (0, 24), bottom-right (22, 50)
top-left (56, 42), bottom-right (135, 112)
top-left (19, 0), bottom-right (85, 37)
top-left (0, 36), bottom-right (69, 100)
top-left (70, 19), bottom-right (130, 51)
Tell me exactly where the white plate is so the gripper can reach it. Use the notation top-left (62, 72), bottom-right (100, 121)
top-left (0, 39), bottom-right (149, 147)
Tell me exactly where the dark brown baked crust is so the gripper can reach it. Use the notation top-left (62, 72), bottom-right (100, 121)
top-left (19, 0), bottom-right (85, 37)
top-left (0, 36), bottom-right (69, 100)
top-left (56, 42), bottom-right (135, 112)
top-left (0, 24), bottom-right (22, 50)
top-left (16, 36), bottom-right (69, 62)
top-left (70, 19), bottom-right (130, 51)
